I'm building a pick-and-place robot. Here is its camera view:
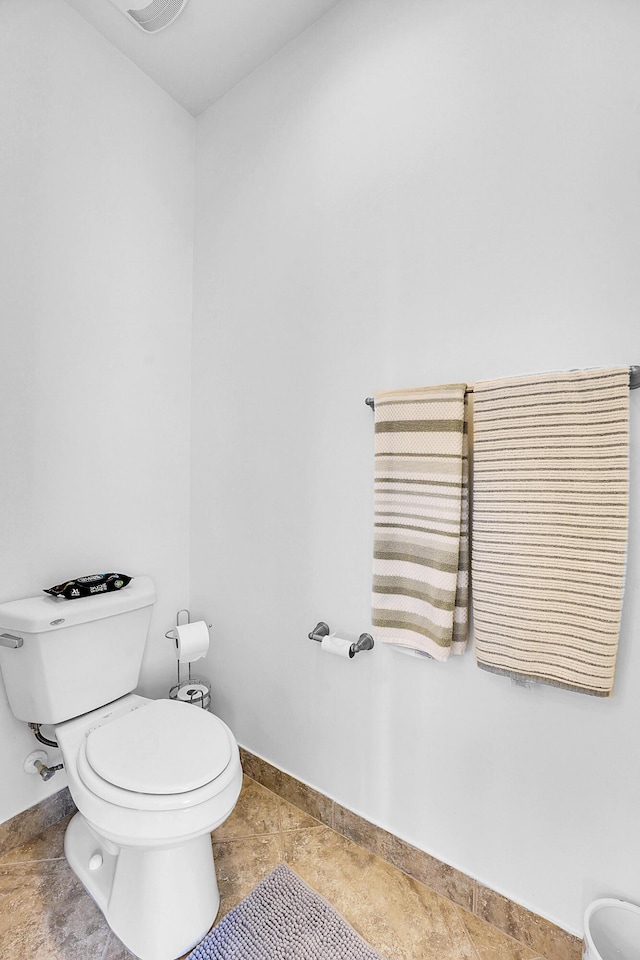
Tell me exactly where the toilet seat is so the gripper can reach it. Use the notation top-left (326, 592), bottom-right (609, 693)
top-left (86, 698), bottom-right (231, 794)
top-left (77, 699), bottom-right (235, 812)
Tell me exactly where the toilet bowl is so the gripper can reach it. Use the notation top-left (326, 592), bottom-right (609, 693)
top-left (55, 694), bottom-right (243, 960)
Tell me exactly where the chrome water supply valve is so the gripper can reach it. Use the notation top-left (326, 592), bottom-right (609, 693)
top-left (24, 750), bottom-right (63, 782)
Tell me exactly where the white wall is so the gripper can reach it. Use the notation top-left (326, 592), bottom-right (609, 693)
top-left (0, 0), bottom-right (195, 820)
top-left (191, 0), bottom-right (640, 935)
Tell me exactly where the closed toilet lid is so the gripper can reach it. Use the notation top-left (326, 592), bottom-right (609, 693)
top-left (84, 699), bottom-right (232, 795)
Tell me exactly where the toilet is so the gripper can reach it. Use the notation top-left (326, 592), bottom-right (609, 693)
top-left (0, 577), bottom-right (242, 960)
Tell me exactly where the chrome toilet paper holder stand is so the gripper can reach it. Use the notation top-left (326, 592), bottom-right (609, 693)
top-left (308, 621), bottom-right (374, 658)
top-left (167, 609), bottom-right (213, 711)
top-left (167, 609), bottom-right (196, 688)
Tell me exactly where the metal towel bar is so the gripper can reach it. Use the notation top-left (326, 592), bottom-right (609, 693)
top-left (365, 364), bottom-right (640, 409)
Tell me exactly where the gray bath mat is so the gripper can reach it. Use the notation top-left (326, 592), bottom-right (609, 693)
top-left (187, 863), bottom-right (386, 960)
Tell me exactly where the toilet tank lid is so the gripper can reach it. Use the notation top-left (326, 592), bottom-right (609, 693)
top-left (0, 576), bottom-right (156, 633)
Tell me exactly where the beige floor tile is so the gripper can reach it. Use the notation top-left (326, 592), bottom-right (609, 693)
top-left (211, 774), bottom-right (323, 842)
top-left (0, 859), bottom-right (111, 960)
top-left (283, 825), bottom-right (480, 960)
top-left (212, 775), bottom-right (280, 840)
top-left (0, 788), bottom-right (75, 861)
top-left (334, 804), bottom-right (474, 910)
top-left (476, 886), bottom-right (582, 960)
top-left (456, 905), bottom-right (542, 960)
top-left (212, 833), bottom-right (283, 918)
top-left (102, 930), bottom-right (137, 960)
top-left (0, 813), bottom-right (71, 866)
top-left (239, 750), bottom-right (334, 826)
top-left (279, 796), bottom-right (323, 832)
top-left (1, 779), bottom-right (572, 960)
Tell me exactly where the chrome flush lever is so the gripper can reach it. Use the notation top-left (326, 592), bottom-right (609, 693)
top-left (0, 633), bottom-right (23, 649)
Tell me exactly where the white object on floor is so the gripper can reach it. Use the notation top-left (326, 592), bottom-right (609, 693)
top-left (583, 898), bottom-right (640, 960)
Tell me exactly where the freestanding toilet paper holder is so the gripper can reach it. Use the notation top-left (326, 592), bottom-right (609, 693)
top-left (308, 621), bottom-right (374, 657)
top-left (167, 609), bottom-right (213, 711)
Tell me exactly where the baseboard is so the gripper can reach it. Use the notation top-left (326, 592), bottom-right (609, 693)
top-left (239, 747), bottom-right (582, 960)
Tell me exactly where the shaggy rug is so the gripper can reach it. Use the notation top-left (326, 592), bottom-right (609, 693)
top-left (187, 863), bottom-right (386, 960)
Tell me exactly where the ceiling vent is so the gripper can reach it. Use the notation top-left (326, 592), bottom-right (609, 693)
top-left (108, 0), bottom-right (192, 34)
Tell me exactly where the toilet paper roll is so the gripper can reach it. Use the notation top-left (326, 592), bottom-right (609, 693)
top-left (320, 634), bottom-right (354, 659)
top-left (175, 621), bottom-right (209, 663)
top-left (175, 682), bottom-right (210, 705)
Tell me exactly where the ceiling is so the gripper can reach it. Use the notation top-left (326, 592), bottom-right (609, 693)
top-left (63, 0), bottom-right (344, 116)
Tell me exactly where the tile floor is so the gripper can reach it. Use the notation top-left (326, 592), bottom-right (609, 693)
top-left (0, 775), bottom-right (543, 960)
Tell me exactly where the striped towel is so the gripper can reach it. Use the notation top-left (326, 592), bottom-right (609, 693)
top-left (472, 367), bottom-right (629, 696)
top-left (372, 384), bottom-right (469, 661)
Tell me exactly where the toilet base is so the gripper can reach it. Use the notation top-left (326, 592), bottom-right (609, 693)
top-left (65, 812), bottom-right (219, 960)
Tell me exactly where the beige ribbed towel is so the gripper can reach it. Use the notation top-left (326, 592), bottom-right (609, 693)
top-left (472, 367), bottom-right (629, 696)
top-left (372, 384), bottom-right (469, 660)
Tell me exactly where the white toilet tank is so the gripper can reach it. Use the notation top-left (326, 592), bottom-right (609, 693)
top-left (0, 576), bottom-right (156, 724)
